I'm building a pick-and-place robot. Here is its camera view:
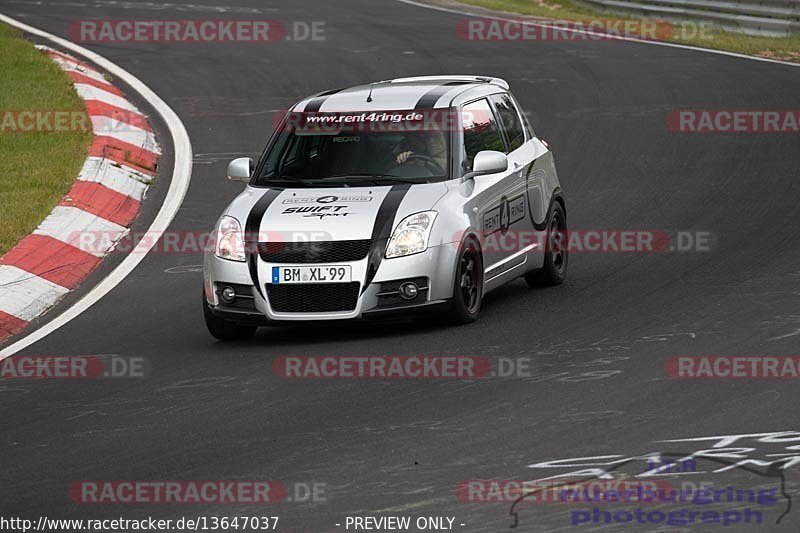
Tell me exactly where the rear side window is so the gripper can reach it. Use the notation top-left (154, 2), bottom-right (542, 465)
top-left (490, 93), bottom-right (525, 151)
top-left (461, 98), bottom-right (505, 172)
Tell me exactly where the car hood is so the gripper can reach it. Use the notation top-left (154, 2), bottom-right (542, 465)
top-left (225, 183), bottom-right (448, 241)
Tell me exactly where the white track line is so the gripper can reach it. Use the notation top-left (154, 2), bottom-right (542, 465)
top-left (394, 0), bottom-right (800, 68)
top-left (0, 13), bottom-right (193, 359)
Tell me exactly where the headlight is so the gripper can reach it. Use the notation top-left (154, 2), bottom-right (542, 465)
top-left (214, 216), bottom-right (246, 262)
top-left (385, 211), bottom-right (437, 258)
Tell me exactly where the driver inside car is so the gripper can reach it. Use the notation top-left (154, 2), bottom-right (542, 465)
top-left (392, 131), bottom-right (447, 172)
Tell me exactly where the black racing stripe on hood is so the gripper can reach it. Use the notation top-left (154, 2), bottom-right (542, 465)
top-left (362, 184), bottom-right (412, 294)
top-left (413, 82), bottom-right (468, 110)
top-left (303, 88), bottom-right (344, 113)
top-left (245, 188), bottom-right (282, 298)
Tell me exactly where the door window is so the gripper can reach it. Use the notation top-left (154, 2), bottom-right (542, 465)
top-left (461, 99), bottom-right (506, 172)
top-left (490, 93), bottom-right (526, 151)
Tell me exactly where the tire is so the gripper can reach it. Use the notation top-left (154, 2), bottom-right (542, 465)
top-left (202, 288), bottom-right (257, 340)
top-left (447, 237), bottom-right (484, 324)
top-left (525, 202), bottom-right (568, 287)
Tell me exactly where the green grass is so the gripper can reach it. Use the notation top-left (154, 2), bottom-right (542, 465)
top-left (0, 22), bottom-right (92, 255)
top-left (459, 0), bottom-right (800, 62)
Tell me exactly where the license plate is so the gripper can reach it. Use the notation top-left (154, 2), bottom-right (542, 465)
top-left (271, 265), bottom-right (352, 284)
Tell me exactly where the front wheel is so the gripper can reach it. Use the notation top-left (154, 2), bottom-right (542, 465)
top-left (202, 287), bottom-right (257, 341)
top-left (447, 237), bottom-right (483, 324)
top-left (525, 202), bottom-right (568, 287)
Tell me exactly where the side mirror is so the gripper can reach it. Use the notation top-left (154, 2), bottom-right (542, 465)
top-left (227, 157), bottom-right (253, 182)
top-left (465, 150), bottom-right (508, 179)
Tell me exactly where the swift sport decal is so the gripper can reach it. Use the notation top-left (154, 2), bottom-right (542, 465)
top-left (257, 187), bottom-right (392, 240)
top-left (304, 212), bottom-right (350, 220)
top-left (282, 205), bottom-right (350, 214)
top-left (243, 185), bottom-right (399, 303)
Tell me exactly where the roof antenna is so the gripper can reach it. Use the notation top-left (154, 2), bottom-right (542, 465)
top-left (366, 83), bottom-right (374, 103)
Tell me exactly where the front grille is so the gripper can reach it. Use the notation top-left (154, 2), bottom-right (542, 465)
top-left (267, 282), bottom-right (360, 313)
top-left (257, 240), bottom-right (371, 264)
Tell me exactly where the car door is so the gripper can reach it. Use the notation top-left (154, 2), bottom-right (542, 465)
top-left (459, 97), bottom-right (527, 284)
top-left (494, 92), bottom-right (555, 230)
top-left (488, 92), bottom-right (540, 251)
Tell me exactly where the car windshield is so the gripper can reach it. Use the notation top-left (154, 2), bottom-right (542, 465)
top-left (253, 113), bottom-right (451, 187)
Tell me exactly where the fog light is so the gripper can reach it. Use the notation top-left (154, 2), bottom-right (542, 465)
top-left (220, 286), bottom-right (236, 304)
top-left (399, 282), bottom-right (419, 300)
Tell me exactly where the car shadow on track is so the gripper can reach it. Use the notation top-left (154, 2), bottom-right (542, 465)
top-left (203, 278), bottom-right (565, 349)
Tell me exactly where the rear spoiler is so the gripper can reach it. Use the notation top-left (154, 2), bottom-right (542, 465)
top-left (388, 75), bottom-right (509, 90)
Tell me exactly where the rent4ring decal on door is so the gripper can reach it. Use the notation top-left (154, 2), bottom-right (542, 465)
top-left (484, 195), bottom-right (526, 234)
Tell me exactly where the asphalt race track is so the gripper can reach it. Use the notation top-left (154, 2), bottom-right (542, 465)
top-left (1, 0), bottom-right (799, 531)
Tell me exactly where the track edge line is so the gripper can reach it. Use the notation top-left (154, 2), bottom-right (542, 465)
top-left (0, 13), bottom-right (193, 359)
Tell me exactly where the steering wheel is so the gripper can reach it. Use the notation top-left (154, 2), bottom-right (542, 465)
top-left (404, 154), bottom-right (445, 174)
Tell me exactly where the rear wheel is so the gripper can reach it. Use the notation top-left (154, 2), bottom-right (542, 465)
top-left (525, 202), bottom-right (568, 287)
top-left (202, 287), bottom-right (257, 340)
top-left (447, 237), bottom-right (483, 324)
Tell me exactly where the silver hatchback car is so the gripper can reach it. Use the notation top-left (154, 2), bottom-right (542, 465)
top-left (203, 75), bottom-right (567, 339)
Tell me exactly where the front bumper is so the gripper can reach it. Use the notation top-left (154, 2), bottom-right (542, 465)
top-left (203, 242), bottom-right (459, 324)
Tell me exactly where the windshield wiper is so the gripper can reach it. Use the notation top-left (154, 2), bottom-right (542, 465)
top-left (258, 177), bottom-right (336, 187)
top-left (324, 173), bottom-right (422, 184)
top-left (258, 174), bottom-right (424, 187)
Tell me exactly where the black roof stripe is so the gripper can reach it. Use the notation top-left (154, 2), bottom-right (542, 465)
top-left (413, 81), bottom-right (470, 110)
top-left (302, 87), bottom-right (345, 113)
